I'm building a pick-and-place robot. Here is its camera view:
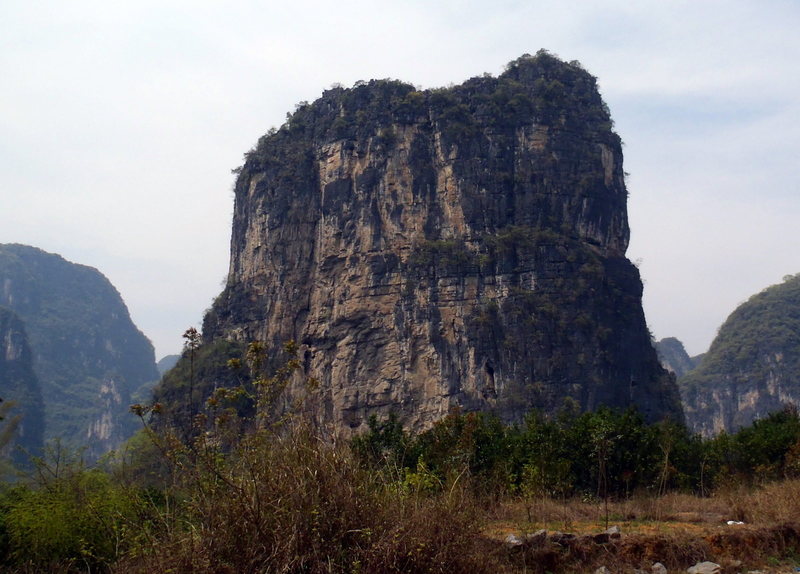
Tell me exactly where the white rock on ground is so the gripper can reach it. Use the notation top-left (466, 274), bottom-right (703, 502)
top-left (687, 561), bottom-right (721, 574)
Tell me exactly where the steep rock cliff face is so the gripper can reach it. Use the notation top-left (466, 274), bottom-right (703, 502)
top-left (190, 53), bottom-right (681, 433)
top-left (0, 244), bottom-right (159, 457)
top-left (0, 307), bottom-right (44, 463)
top-left (681, 274), bottom-right (800, 435)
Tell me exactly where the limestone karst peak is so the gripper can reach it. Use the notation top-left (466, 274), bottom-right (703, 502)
top-left (155, 54), bottom-right (683, 433)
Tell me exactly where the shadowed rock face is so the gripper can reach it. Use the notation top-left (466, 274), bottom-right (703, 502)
top-left (0, 307), bottom-right (44, 463)
top-left (194, 53), bottom-right (682, 433)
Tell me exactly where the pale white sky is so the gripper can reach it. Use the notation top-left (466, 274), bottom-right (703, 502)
top-left (1, 1), bottom-right (798, 359)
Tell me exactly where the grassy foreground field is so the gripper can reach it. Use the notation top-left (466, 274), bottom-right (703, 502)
top-left (7, 388), bottom-right (800, 572)
top-left (3, 431), bottom-right (800, 572)
top-left (481, 484), bottom-right (800, 573)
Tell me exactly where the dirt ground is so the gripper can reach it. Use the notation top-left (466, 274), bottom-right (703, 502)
top-left (482, 496), bottom-right (800, 573)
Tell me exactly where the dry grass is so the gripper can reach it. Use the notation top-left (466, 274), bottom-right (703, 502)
top-left (490, 491), bottom-right (734, 536)
top-left (484, 483), bottom-right (800, 573)
top-left (738, 479), bottom-right (800, 524)
top-left (113, 425), bottom-right (500, 574)
top-left (14, 426), bottom-right (800, 573)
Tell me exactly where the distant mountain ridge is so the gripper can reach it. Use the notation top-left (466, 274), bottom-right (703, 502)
top-left (655, 337), bottom-right (701, 379)
top-left (680, 273), bottom-right (800, 435)
top-left (0, 244), bottom-right (159, 458)
top-left (156, 355), bottom-right (180, 376)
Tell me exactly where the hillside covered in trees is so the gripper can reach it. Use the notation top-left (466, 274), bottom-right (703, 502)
top-left (681, 273), bottom-right (800, 435)
top-left (0, 244), bottom-right (159, 458)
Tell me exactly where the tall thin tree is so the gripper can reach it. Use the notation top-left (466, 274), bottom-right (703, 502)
top-left (183, 327), bottom-right (202, 421)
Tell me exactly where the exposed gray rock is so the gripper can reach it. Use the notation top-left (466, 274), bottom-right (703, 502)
top-left (181, 53), bottom-right (684, 438)
top-left (686, 562), bottom-right (721, 574)
top-left (505, 529), bottom-right (548, 549)
top-left (0, 307), bottom-right (43, 463)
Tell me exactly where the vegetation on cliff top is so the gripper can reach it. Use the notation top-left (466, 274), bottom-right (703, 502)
top-left (237, 50), bottom-right (616, 173)
top-left (685, 274), bottom-right (800, 383)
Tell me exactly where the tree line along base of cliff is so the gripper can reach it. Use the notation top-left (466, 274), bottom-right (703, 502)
top-left (2, 402), bottom-right (800, 571)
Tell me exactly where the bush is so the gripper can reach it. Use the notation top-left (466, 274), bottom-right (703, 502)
top-left (0, 450), bottom-right (150, 571)
top-left (117, 347), bottom-right (491, 572)
top-left (114, 423), bottom-right (488, 573)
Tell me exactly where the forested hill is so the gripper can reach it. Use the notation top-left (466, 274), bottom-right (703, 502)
top-left (681, 273), bottom-right (800, 435)
top-left (0, 244), bottom-right (159, 458)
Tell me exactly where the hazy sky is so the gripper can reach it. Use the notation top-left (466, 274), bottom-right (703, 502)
top-left (2, 1), bottom-right (798, 359)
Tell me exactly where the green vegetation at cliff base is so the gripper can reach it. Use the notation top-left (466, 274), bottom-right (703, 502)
top-left (2, 402), bottom-right (800, 572)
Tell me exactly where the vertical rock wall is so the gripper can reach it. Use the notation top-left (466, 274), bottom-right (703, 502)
top-left (195, 53), bottom-right (683, 433)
